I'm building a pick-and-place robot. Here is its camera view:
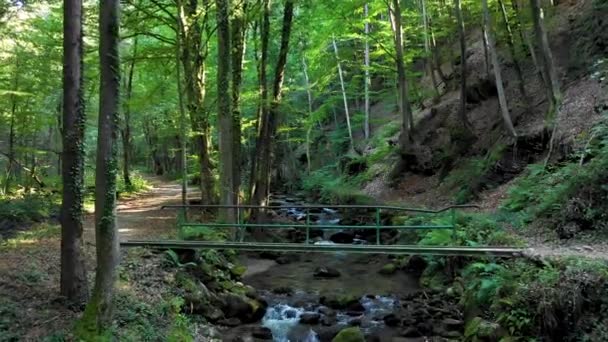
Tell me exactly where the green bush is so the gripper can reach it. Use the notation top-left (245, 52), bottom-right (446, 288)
top-left (0, 193), bottom-right (58, 224)
top-left (301, 164), bottom-right (372, 204)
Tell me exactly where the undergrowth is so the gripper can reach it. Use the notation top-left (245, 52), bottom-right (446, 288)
top-left (501, 112), bottom-right (608, 237)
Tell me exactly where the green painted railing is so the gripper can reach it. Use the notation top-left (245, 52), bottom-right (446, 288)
top-left (162, 204), bottom-right (478, 245)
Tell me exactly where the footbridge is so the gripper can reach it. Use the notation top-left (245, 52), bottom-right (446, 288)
top-left (120, 204), bottom-right (525, 257)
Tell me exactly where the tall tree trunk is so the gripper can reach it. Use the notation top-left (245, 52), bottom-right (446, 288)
top-left (216, 0), bottom-right (235, 223)
top-left (60, 0), bottom-right (88, 304)
top-left (421, 0), bottom-right (439, 99)
top-left (529, 0), bottom-right (561, 122)
top-left (251, 0), bottom-right (294, 219)
top-left (389, 0), bottom-right (414, 149)
top-left (498, 0), bottom-right (528, 102)
top-left (231, 0), bottom-right (247, 208)
top-left (77, 0), bottom-right (120, 335)
top-left (121, 37), bottom-right (137, 190)
top-left (482, 0), bottom-right (517, 137)
top-left (4, 57), bottom-right (19, 194)
top-left (511, 0), bottom-right (546, 86)
top-left (175, 22), bottom-right (188, 207)
top-left (332, 36), bottom-right (355, 153)
top-left (249, 0), bottom-right (271, 203)
top-left (363, 3), bottom-right (371, 139)
top-left (481, 25), bottom-right (491, 78)
top-left (179, 0), bottom-right (215, 205)
top-left (302, 57), bottom-right (314, 174)
top-left (454, 0), bottom-right (474, 133)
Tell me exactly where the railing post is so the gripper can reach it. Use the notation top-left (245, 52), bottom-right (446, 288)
top-left (451, 208), bottom-right (456, 242)
top-left (376, 207), bottom-right (381, 245)
top-left (306, 208), bottom-right (310, 244)
top-left (237, 206), bottom-right (242, 242)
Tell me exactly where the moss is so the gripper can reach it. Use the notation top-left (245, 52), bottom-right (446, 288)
top-left (73, 293), bottom-right (113, 341)
top-left (331, 327), bottom-right (365, 342)
top-left (378, 263), bottom-right (397, 275)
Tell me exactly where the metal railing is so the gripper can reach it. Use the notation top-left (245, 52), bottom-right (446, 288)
top-left (161, 204), bottom-right (479, 245)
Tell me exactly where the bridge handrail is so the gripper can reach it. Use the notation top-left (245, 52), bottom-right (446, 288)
top-left (160, 204), bottom-right (480, 214)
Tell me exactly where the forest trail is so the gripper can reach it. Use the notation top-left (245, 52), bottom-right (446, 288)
top-left (84, 176), bottom-right (196, 243)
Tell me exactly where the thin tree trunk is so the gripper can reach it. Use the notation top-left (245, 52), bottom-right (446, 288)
top-left (302, 57), bottom-right (313, 174)
top-left (364, 3), bottom-right (371, 139)
top-left (530, 0), bottom-right (561, 122)
top-left (4, 57), bottom-right (19, 194)
top-left (454, 0), bottom-right (474, 133)
top-left (421, 0), bottom-right (439, 99)
top-left (332, 36), bottom-right (355, 153)
top-left (482, 0), bottom-right (517, 137)
top-left (498, 0), bottom-right (528, 102)
top-left (60, 0), bottom-right (88, 305)
top-left (481, 25), bottom-right (491, 78)
top-left (511, 0), bottom-right (545, 86)
top-left (389, 0), bottom-right (414, 149)
top-left (77, 0), bottom-right (120, 335)
top-left (216, 0), bottom-right (235, 224)
top-left (175, 22), bottom-right (187, 207)
top-left (121, 37), bottom-right (137, 189)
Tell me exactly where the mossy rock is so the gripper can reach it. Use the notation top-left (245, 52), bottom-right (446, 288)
top-left (379, 263), bottom-right (397, 275)
top-left (230, 265), bottom-right (247, 278)
top-left (331, 327), bottom-right (365, 342)
top-left (320, 294), bottom-right (360, 310)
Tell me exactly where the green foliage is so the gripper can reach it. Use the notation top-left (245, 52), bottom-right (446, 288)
top-left (443, 144), bottom-right (506, 204)
top-left (0, 192), bottom-right (58, 225)
top-left (301, 164), bottom-right (373, 204)
top-left (332, 327), bottom-right (365, 342)
top-left (164, 250), bottom-right (197, 269)
top-left (502, 114), bottom-right (608, 227)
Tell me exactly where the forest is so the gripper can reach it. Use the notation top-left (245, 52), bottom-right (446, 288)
top-left (1, 0), bottom-right (608, 340)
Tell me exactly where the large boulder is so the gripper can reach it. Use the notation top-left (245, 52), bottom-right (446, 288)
top-left (314, 266), bottom-right (341, 278)
top-left (221, 293), bottom-right (268, 323)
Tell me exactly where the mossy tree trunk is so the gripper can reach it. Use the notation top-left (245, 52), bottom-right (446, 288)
top-left (60, 0), bottom-right (88, 305)
top-left (216, 0), bottom-right (236, 223)
top-left (231, 0), bottom-right (247, 208)
top-left (178, 0), bottom-right (215, 205)
top-left (77, 0), bottom-right (120, 335)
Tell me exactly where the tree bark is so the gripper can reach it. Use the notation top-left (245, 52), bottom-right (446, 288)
top-left (175, 22), bottom-right (188, 207)
top-left (249, 0), bottom-right (271, 203)
top-left (498, 0), bottom-right (527, 102)
top-left (388, 0), bottom-right (414, 149)
top-left (179, 0), bottom-right (215, 205)
top-left (251, 0), bottom-right (294, 219)
top-left (529, 0), bottom-right (561, 122)
top-left (482, 0), bottom-right (517, 137)
top-left (60, 0), bottom-right (88, 305)
top-left (77, 0), bottom-right (120, 335)
top-left (121, 37), bottom-right (137, 190)
top-left (302, 57), bottom-right (313, 174)
top-left (364, 3), bottom-right (371, 139)
top-left (332, 36), bottom-right (356, 153)
top-left (511, 0), bottom-right (546, 86)
top-left (454, 0), bottom-right (474, 133)
top-left (216, 0), bottom-right (235, 223)
top-left (231, 0), bottom-right (247, 208)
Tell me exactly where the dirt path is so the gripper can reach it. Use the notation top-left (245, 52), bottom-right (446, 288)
top-left (84, 176), bottom-right (197, 243)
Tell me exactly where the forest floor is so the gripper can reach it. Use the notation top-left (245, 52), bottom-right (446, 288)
top-left (0, 176), bottom-right (194, 340)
